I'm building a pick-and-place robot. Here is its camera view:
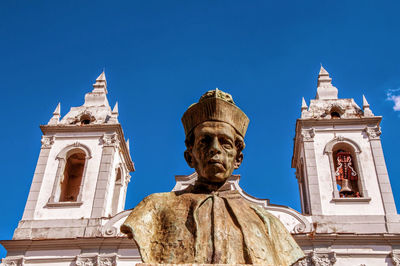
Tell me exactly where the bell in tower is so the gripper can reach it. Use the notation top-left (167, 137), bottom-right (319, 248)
top-left (292, 65), bottom-right (399, 234)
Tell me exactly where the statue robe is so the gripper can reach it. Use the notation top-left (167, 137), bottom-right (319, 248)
top-left (121, 181), bottom-right (304, 265)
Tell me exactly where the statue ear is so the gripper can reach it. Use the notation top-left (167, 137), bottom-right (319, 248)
top-left (234, 152), bottom-right (243, 169)
top-left (184, 150), bottom-right (194, 168)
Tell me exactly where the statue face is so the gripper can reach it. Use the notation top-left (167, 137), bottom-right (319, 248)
top-left (186, 121), bottom-right (242, 183)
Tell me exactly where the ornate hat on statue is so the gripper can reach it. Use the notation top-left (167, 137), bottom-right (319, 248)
top-left (181, 89), bottom-right (250, 137)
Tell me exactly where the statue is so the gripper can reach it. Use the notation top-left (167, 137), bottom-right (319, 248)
top-left (121, 89), bottom-right (305, 265)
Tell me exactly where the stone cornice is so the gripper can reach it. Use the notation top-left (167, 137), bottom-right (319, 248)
top-left (293, 233), bottom-right (400, 246)
top-left (297, 116), bottom-right (382, 127)
top-left (0, 237), bottom-right (136, 251)
top-left (291, 116), bottom-right (382, 168)
top-left (40, 124), bottom-right (135, 172)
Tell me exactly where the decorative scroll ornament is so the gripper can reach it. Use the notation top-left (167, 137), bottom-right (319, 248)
top-left (295, 252), bottom-right (337, 266)
top-left (76, 255), bottom-right (117, 266)
top-left (125, 174), bottom-right (131, 186)
top-left (76, 256), bottom-right (96, 266)
top-left (301, 128), bottom-right (315, 141)
top-left (391, 252), bottom-right (400, 266)
top-left (310, 251), bottom-right (337, 266)
top-left (296, 257), bottom-right (310, 266)
top-left (41, 135), bottom-right (55, 148)
top-left (98, 256), bottom-right (116, 266)
top-left (3, 258), bottom-right (23, 266)
top-left (365, 126), bottom-right (381, 139)
top-left (101, 133), bottom-right (120, 147)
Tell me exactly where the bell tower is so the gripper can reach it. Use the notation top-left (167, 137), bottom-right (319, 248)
top-left (13, 72), bottom-right (134, 239)
top-left (292, 66), bottom-right (400, 233)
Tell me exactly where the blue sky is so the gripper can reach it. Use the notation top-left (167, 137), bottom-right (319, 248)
top-left (1, 0), bottom-right (400, 258)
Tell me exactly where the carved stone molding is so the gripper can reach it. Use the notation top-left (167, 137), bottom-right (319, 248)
top-left (364, 126), bottom-right (381, 140)
top-left (125, 174), bottom-right (131, 186)
top-left (301, 128), bottom-right (315, 142)
top-left (76, 256), bottom-right (97, 266)
top-left (295, 257), bottom-right (310, 266)
top-left (2, 257), bottom-right (24, 266)
top-left (391, 252), bottom-right (400, 266)
top-left (98, 255), bottom-right (116, 266)
top-left (295, 252), bottom-right (336, 266)
top-left (101, 133), bottom-right (120, 147)
top-left (76, 254), bottom-right (117, 266)
top-left (41, 135), bottom-right (54, 148)
top-left (310, 251), bottom-right (336, 266)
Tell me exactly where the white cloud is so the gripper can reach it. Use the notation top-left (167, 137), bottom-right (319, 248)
top-left (386, 89), bottom-right (400, 111)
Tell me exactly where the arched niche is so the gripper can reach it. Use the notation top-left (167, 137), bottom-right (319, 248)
top-left (47, 142), bottom-right (92, 207)
top-left (324, 137), bottom-right (369, 200)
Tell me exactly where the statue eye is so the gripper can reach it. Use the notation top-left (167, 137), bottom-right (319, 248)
top-left (220, 138), bottom-right (233, 149)
top-left (198, 136), bottom-right (210, 145)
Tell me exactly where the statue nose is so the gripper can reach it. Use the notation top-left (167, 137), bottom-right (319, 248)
top-left (209, 137), bottom-right (222, 155)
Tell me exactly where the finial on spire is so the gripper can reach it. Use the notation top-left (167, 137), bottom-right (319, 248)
top-left (48, 102), bottom-right (61, 125)
top-left (92, 71), bottom-right (108, 94)
top-left (300, 97), bottom-right (311, 118)
top-left (319, 65), bottom-right (329, 76)
top-left (362, 95), bottom-right (374, 117)
top-left (97, 71), bottom-right (106, 82)
top-left (112, 102), bottom-right (119, 114)
top-left (362, 95), bottom-right (369, 107)
top-left (301, 97), bottom-right (308, 110)
top-left (108, 101), bottom-right (119, 123)
top-left (53, 102), bottom-right (61, 115)
top-left (315, 65), bottom-right (338, 100)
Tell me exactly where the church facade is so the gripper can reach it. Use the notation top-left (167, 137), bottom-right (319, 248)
top-left (1, 68), bottom-right (399, 266)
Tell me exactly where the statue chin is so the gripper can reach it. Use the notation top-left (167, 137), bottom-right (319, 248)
top-left (198, 172), bottom-right (231, 184)
top-left (200, 176), bottom-right (227, 184)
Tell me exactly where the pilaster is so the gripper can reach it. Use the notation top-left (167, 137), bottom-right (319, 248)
top-left (21, 137), bottom-right (53, 220)
top-left (366, 126), bottom-right (399, 232)
top-left (301, 128), bottom-right (323, 215)
top-left (91, 134), bottom-right (119, 218)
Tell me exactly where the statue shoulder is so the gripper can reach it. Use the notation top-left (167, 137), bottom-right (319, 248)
top-left (121, 192), bottom-right (177, 239)
top-left (134, 192), bottom-right (178, 210)
top-left (141, 191), bottom-right (176, 202)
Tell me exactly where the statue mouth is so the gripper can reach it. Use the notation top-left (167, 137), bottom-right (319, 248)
top-left (207, 159), bottom-right (225, 169)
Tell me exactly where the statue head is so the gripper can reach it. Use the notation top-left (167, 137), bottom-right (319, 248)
top-left (182, 89), bottom-right (249, 183)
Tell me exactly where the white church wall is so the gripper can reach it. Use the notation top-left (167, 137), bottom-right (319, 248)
top-left (313, 129), bottom-right (385, 216)
top-left (34, 134), bottom-right (104, 220)
top-left (103, 151), bottom-right (124, 217)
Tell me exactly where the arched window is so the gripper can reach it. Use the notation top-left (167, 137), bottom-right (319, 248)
top-left (324, 137), bottom-right (369, 201)
top-left (59, 150), bottom-right (86, 202)
top-left (47, 143), bottom-right (91, 207)
top-left (80, 114), bottom-right (92, 125)
top-left (331, 111), bottom-right (341, 119)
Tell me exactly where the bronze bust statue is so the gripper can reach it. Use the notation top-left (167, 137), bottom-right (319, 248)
top-left (121, 89), bottom-right (304, 265)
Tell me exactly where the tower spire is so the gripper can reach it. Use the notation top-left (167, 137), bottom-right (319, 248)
top-left (363, 95), bottom-right (374, 117)
top-left (315, 65), bottom-right (338, 100)
top-left (48, 103), bottom-right (61, 125)
top-left (112, 102), bottom-right (119, 114)
top-left (363, 94), bottom-right (369, 107)
top-left (109, 102), bottom-right (119, 123)
top-left (301, 97), bottom-right (311, 118)
top-left (83, 71), bottom-right (110, 108)
top-left (92, 71), bottom-right (108, 94)
top-left (301, 97), bottom-right (308, 110)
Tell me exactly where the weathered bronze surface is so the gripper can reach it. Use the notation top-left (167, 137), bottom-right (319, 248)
top-left (121, 90), bottom-right (304, 265)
